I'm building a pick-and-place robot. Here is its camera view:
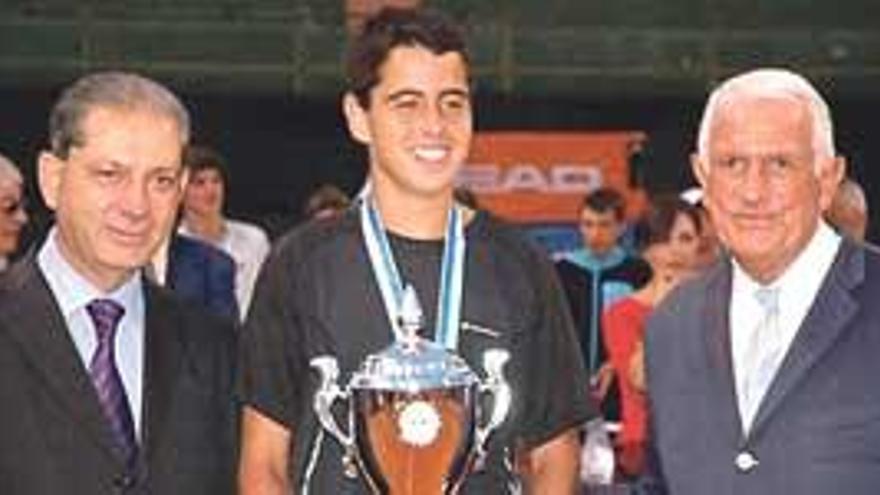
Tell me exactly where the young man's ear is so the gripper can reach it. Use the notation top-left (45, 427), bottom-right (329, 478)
top-left (342, 92), bottom-right (371, 145)
top-left (37, 151), bottom-right (64, 212)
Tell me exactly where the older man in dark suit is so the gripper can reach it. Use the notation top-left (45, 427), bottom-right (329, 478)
top-left (0, 72), bottom-right (237, 494)
top-left (638, 68), bottom-right (880, 494)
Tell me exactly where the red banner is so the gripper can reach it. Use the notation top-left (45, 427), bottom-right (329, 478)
top-left (459, 131), bottom-right (646, 224)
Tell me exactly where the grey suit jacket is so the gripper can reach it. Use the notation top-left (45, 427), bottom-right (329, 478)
top-left (639, 238), bottom-right (880, 495)
top-left (0, 256), bottom-right (238, 494)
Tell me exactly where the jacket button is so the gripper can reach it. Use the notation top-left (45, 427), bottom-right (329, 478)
top-left (735, 451), bottom-right (759, 472)
top-left (113, 473), bottom-right (136, 489)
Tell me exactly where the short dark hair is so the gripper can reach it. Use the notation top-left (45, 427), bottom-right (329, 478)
top-left (182, 144), bottom-right (228, 182)
top-left (582, 187), bottom-right (626, 221)
top-left (453, 186), bottom-right (480, 209)
top-left (304, 183), bottom-right (351, 219)
top-left (633, 194), bottom-right (702, 252)
top-left (49, 71), bottom-right (189, 159)
top-left (346, 7), bottom-right (470, 108)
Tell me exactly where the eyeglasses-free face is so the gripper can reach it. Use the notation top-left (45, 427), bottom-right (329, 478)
top-left (0, 179), bottom-right (27, 256)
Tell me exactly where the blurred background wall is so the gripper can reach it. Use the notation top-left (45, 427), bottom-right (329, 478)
top-left (1, 0), bottom-right (878, 239)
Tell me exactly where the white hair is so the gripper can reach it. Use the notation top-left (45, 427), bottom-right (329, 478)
top-left (696, 68), bottom-right (836, 161)
top-left (0, 153), bottom-right (22, 184)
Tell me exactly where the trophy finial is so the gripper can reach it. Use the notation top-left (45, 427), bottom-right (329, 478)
top-left (398, 284), bottom-right (423, 341)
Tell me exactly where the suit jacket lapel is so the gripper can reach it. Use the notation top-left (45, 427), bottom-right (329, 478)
top-left (141, 283), bottom-right (184, 466)
top-left (749, 239), bottom-right (861, 436)
top-left (165, 234), bottom-right (182, 289)
top-left (700, 260), bottom-right (744, 443)
top-left (0, 258), bottom-right (122, 462)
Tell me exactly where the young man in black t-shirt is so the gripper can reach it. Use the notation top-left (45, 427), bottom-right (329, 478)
top-left (238, 7), bottom-right (594, 494)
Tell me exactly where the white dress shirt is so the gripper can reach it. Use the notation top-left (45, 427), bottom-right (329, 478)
top-left (730, 221), bottom-right (840, 431)
top-left (37, 229), bottom-right (146, 436)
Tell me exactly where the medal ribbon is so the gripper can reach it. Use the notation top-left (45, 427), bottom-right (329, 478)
top-left (359, 196), bottom-right (465, 349)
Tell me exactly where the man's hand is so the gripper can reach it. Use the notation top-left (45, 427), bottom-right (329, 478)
top-left (590, 362), bottom-right (616, 402)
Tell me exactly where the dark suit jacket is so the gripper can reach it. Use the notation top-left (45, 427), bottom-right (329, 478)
top-left (0, 256), bottom-right (238, 494)
top-left (166, 233), bottom-right (239, 322)
top-left (639, 238), bottom-right (880, 495)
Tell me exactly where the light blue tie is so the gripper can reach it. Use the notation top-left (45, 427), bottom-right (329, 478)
top-left (740, 287), bottom-right (782, 431)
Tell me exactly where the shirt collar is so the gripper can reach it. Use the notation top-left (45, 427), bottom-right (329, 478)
top-left (37, 228), bottom-right (143, 318)
top-left (732, 221), bottom-right (841, 298)
top-left (149, 234), bottom-right (170, 286)
top-left (178, 219), bottom-right (229, 245)
top-left (565, 245), bottom-right (626, 272)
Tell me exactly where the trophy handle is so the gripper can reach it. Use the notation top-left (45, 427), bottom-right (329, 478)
top-left (310, 355), bottom-right (354, 450)
top-left (475, 349), bottom-right (512, 464)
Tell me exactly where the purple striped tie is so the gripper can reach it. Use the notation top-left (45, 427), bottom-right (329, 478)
top-left (86, 299), bottom-right (138, 469)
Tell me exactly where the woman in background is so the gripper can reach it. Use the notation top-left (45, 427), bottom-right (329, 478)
top-left (601, 195), bottom-right (703, 477)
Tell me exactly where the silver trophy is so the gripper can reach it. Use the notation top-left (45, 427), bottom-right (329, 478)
top-left (310, 289), bottom-right (511, 494)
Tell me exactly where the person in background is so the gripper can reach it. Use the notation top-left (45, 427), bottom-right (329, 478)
top-left (601, 195), bottom-right (702, 478)
top-left (0, 71), bottom-right (237, 494)
top-left (453, 185), bottom-right (480, 210)
top-left (178, 145), bottom-right (270, 319)
top-left (238, 7), bottom-right (592, 494)
top-left (641, 68), bottom-right (880, 495)
top-left (141, 144), bottom-right (238, 322)
top-left (680, 186), bottom-right (723, 271)
top-left (302, 183), bottom-right (351, 221)
top-left (556, 187), bottom-right (651, 419)
top-left (0, 153), bottom-right (28, 271)
top-left (146, 231), bottom-right (239, 322)
top-left (825, 176), bottom-right (867, 241)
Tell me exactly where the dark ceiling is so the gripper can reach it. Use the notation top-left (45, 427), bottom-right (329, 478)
top-left (1, 0), bottom-right (878, 97)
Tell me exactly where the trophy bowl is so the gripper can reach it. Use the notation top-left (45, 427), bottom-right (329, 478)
top-left (311, 336), bottom-right (510, 495)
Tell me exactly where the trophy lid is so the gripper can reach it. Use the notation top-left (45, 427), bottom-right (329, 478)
top-left (350, 286), bottom-right (477, 392)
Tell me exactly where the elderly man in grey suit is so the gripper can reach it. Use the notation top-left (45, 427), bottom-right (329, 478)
top-left (638, 68), bottom-right (880, 494)
top-left (0, 72), bottom-right (237, 494)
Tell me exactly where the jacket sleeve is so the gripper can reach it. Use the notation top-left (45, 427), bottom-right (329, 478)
top-left (629, 416), bottom-right (668, 495)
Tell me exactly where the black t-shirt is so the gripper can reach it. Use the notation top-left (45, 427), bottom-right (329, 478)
top-left (240, 209), bottom-right (594, 493)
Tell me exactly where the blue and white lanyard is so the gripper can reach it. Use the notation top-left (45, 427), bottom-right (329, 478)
top-left (359, 196), bottom-right (466, 350)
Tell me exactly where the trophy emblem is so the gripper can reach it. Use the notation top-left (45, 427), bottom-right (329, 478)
top-left (310, 288), bottom-right (511, 494)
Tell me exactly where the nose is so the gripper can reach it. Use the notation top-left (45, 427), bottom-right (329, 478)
top-left (670, 242), bottom-right (692, 263)
top-left (739, 161), bottom-right (772, 203)
top-left (420, 104), bottom-right (445, 136)
top-left (13, 206), bottom-right (27, 225)
top-left (119, 178), bottom-right (150, 219)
